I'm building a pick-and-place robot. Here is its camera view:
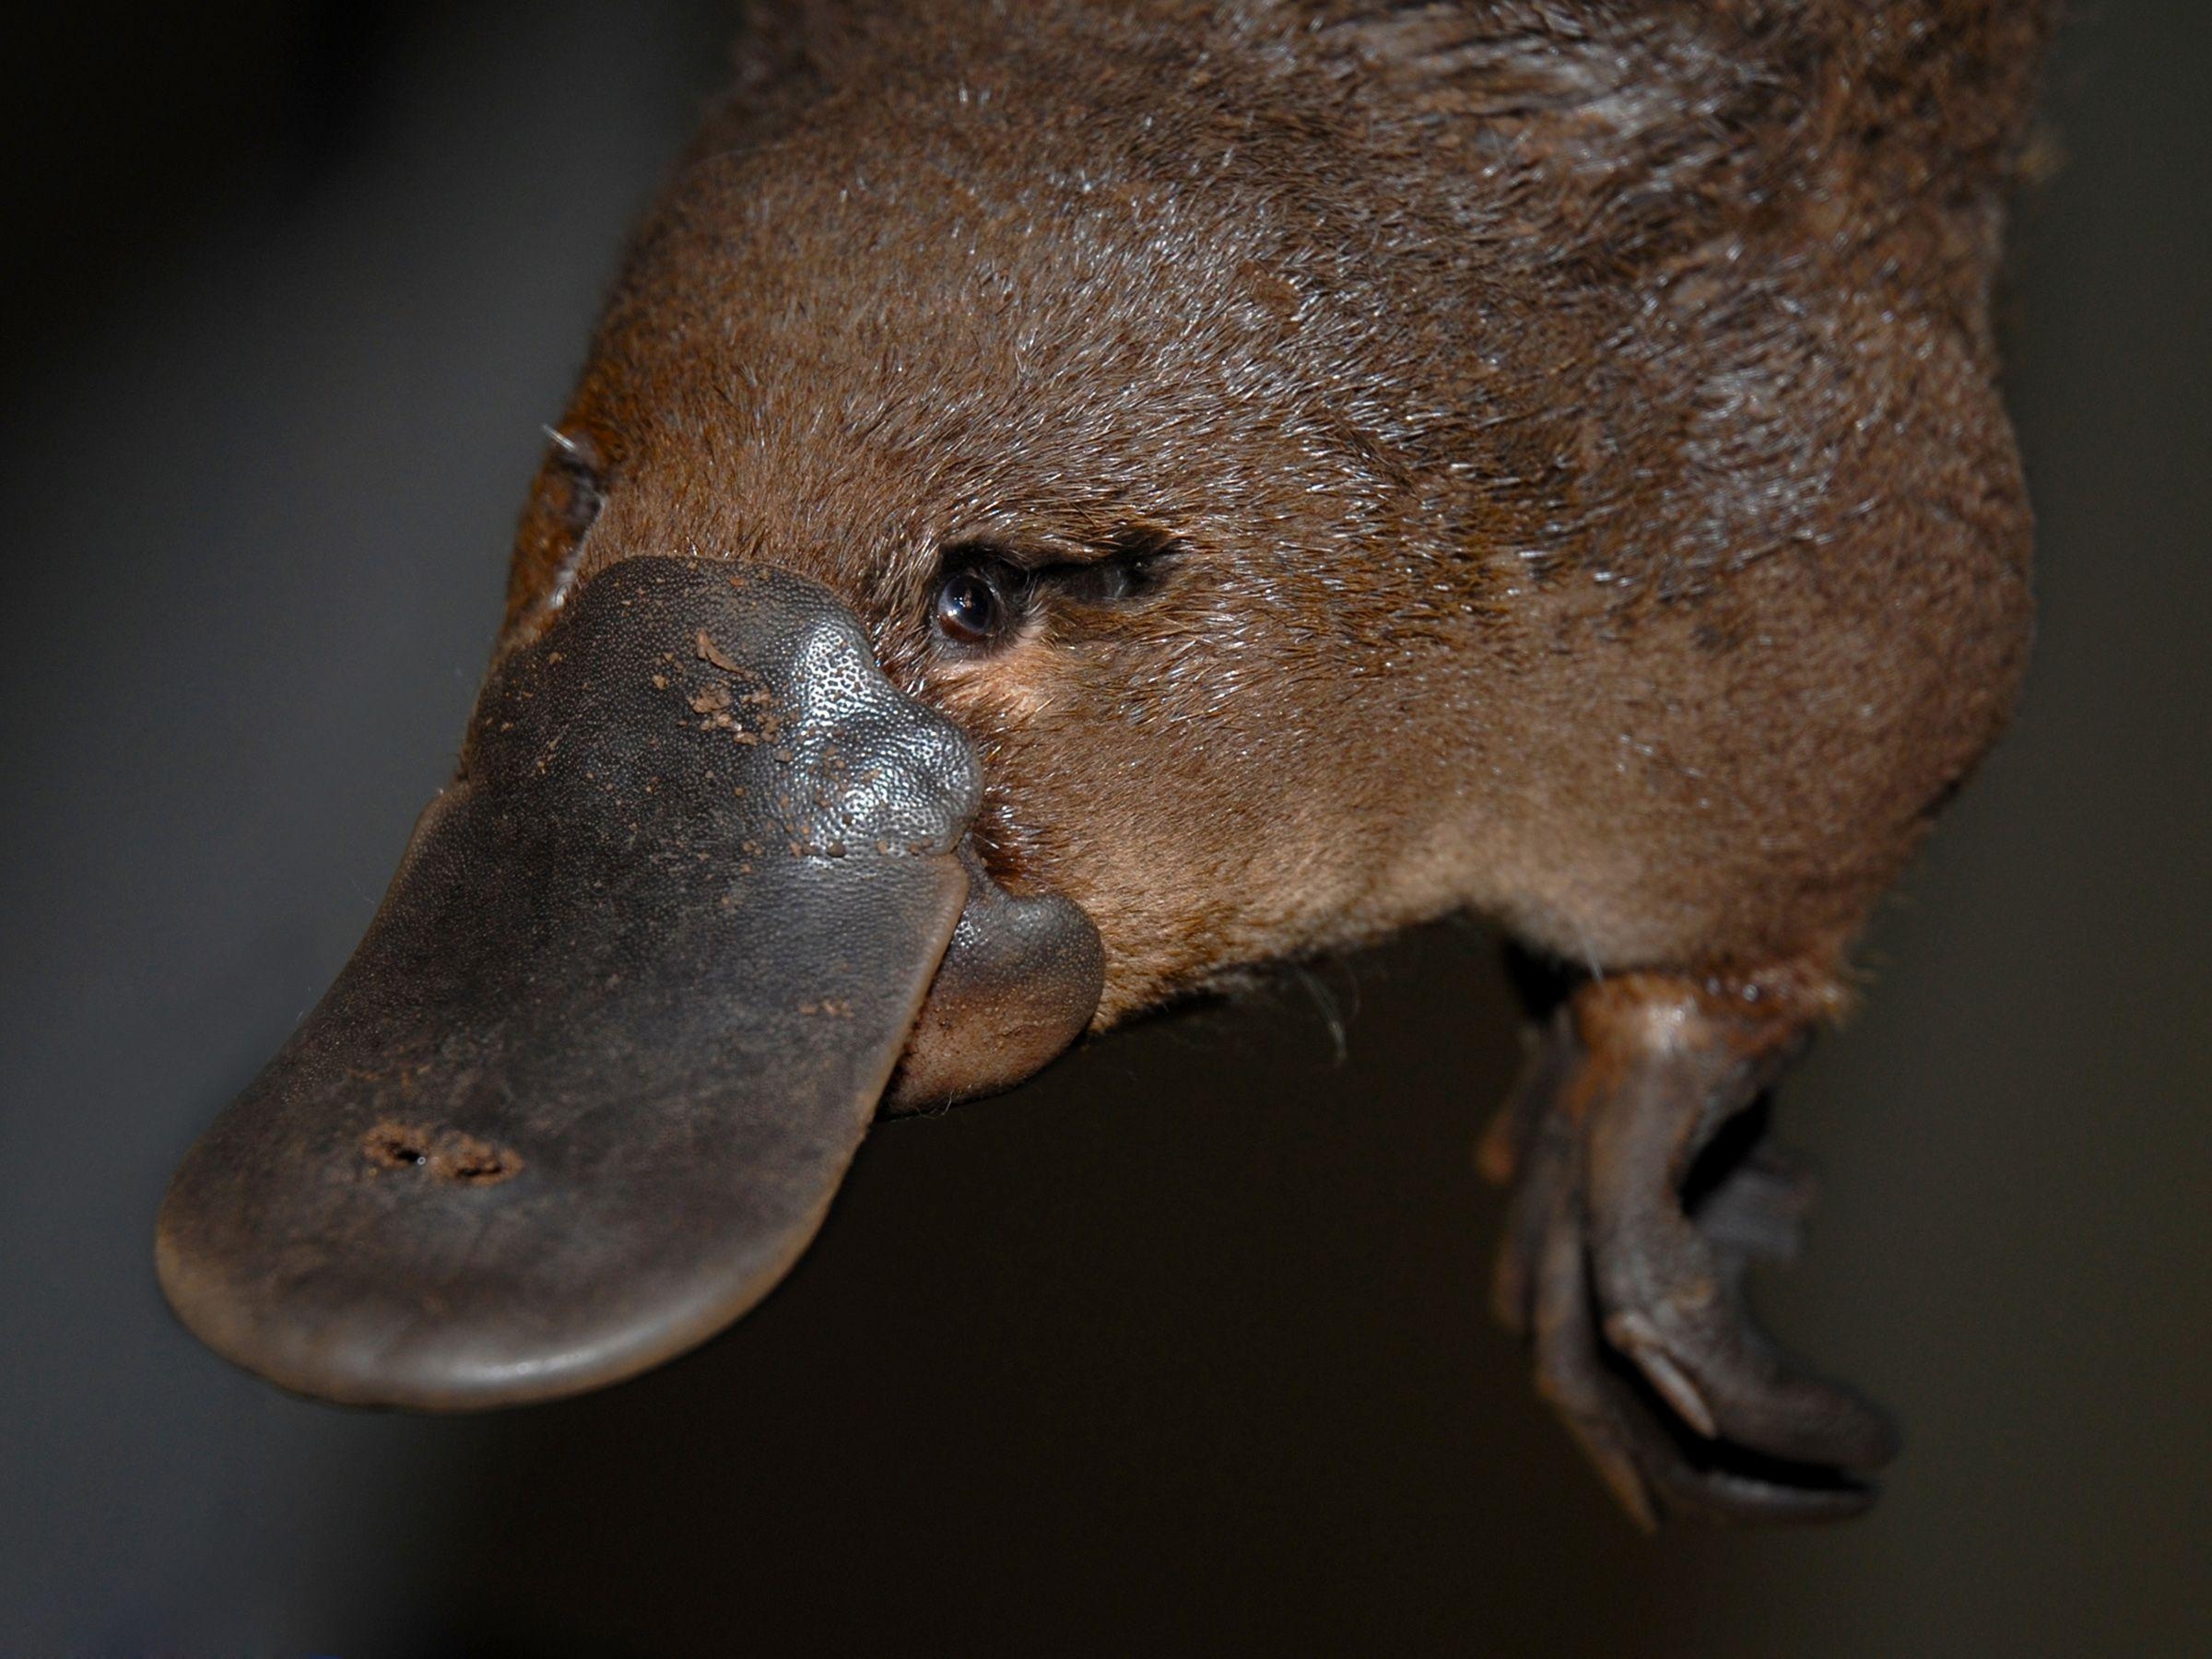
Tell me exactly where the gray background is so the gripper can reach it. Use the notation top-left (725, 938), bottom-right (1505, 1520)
top-left (2, 4), bottom-right (2204, 1653)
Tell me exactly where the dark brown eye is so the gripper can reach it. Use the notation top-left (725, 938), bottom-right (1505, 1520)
top-left (933, 566), bottom-right (1012, 646)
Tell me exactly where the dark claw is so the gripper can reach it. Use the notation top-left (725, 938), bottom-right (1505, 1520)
top-left (1583, 1053), bottom-right (1900, 1474)
top-left (1524, 1135), bottom-right (1877, 1530)
top-left (1531, 1197), bottom-right (1662, 1530)
top-left (1483, 976), bottom-right (1898, 1526)
top-left (1482, 1009), bottom-right (1583, 1336)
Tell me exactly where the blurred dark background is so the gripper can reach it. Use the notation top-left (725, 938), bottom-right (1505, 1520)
top-left (1, 4), bottom-right (2205, 1653)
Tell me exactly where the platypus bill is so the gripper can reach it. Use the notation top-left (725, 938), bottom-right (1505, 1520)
top-left (157, 0), bottom-right (2058, 1527)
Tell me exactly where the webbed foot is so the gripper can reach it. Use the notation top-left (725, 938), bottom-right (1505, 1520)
top-left (1480, 966), bottom-right (1899, 1528)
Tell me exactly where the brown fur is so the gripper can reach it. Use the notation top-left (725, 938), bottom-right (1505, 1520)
top-left (501, 0), bottom-right (2054, 1024)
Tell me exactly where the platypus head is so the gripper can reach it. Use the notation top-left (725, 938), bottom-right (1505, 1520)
top-left (158, 13), bottom-right (1480, 1407)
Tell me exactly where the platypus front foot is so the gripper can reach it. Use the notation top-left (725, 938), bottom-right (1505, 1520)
top-left (1479, 962), bottom-right (1899, 1527)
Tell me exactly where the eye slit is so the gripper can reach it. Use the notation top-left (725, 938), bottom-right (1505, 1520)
top-left (543, 427), bottom-right (606, 539)
top-left (927, 528), bottom-right (1178, 650)
top-left (1035, 527), bottom-right (1182, 606)
top-left (932, 564), bottom-right (1017, 647)
top-left (1047, 559), bottom-right (1146, 606)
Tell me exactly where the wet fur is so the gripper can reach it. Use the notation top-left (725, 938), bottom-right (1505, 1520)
top-left (502, 0), bottom-right (2054, 1024)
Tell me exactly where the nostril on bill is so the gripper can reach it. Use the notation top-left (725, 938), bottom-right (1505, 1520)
top-left (360, 1121), bottom-right (522, 1186)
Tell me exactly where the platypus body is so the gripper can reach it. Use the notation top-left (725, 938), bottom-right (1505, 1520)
top-left (159, 0), bottom-right (2058, 1526)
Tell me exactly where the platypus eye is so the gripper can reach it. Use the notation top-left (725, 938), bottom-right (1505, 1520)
top-left (515, 428), bottom-right (608, 617)
top-left (929, 529), bottom-right (1178, 653)
top-left (932, 564), bottom-right (1019, 648)
top-left (542, 428), bottom-right (606, 540)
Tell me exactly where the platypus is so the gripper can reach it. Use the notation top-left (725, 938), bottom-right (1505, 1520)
top-left (157, 0), bottom-right (2058, 1527)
